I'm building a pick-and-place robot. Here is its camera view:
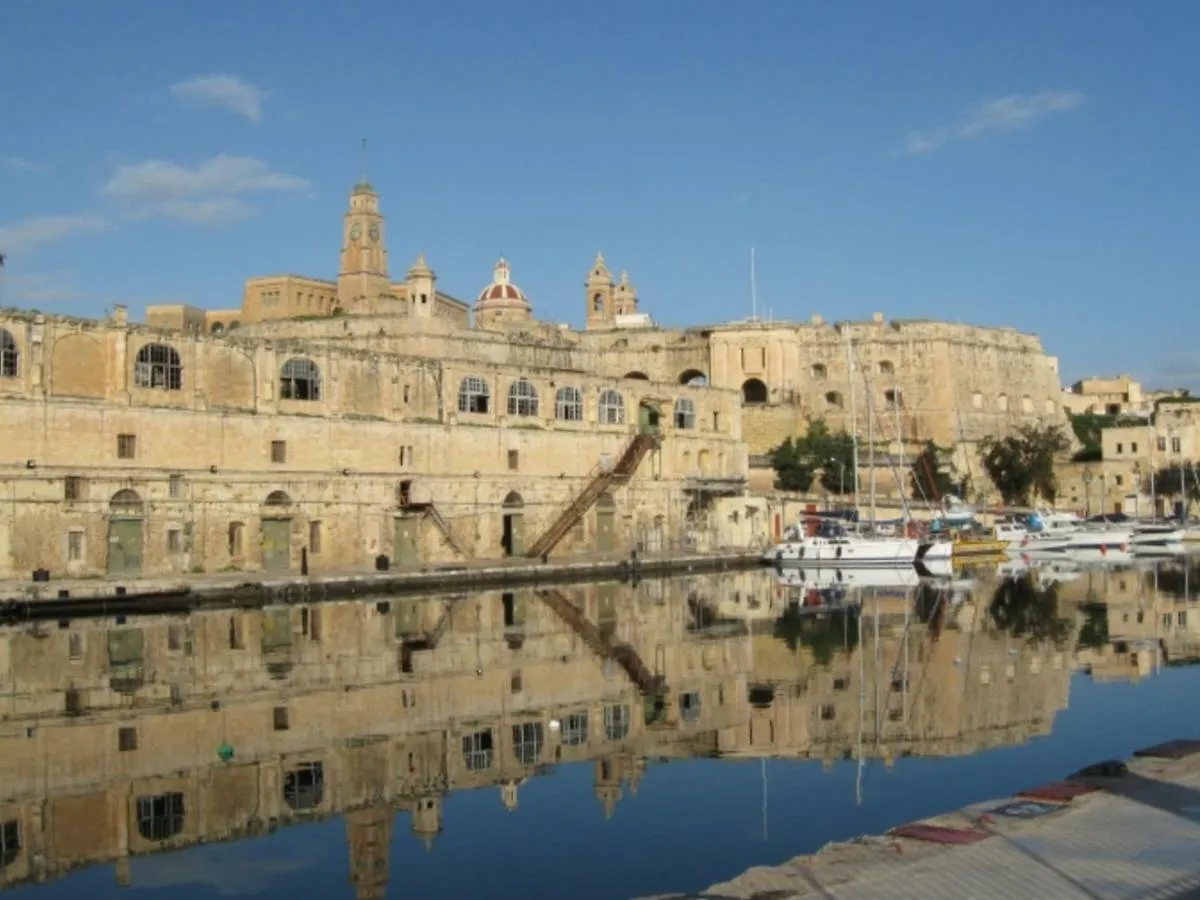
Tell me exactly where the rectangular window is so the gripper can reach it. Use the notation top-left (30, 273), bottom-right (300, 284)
top-left (64, 476), bottom-right (84, 501)
top-left (117, 434), bottom-right (137, 459)
top-left (169, 474), bottom-right (183, 498)
top-left (308, 521), bottom-right (322, 554)
top-left (68, 632), bottom-right (83, 660)
top-left (1173, 437), bottom-right (1182, 453)
top-left (399, 446), bottom-right (414, 467)
top-left (712, 411), bottom-right (720, 431)
top-left (118, 727), bottom-right (138, 752)
top-left (167, 529), bottom-right (182, 553)
top-left (1158, 436), bottom-right (1167, 452)
top-left (67, 531), bottom-right (84, 562)
top-left (1131, 442), bottom-right (1138, 454)
top-left (402, 384), bottom-right (411, 403)
top-left (1116, 443), bottom-right (1123, 454)
top-left (273, 706), bottom-right (290, 731)
top-left (397, 480), bottom-right (412, 506)
top-left (508, 449), bottom-right (519, 471)
top-left (271, 440), bottom-right (287, 464)
top-left (1115, 475), bottom-right (1124, 486)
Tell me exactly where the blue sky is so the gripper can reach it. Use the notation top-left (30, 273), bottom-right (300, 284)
top-left (1, 0), bottom-right (1197, 388)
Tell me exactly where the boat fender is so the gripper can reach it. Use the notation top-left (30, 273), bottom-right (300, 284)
top-left (1100, 545), bottom-right (1107, 556)
top-left (776, 551), bottom-right (783, 563)
top-left (836, 546), bottom-right (842, 559)
top-left (798, 547), bottom-right (805, 560)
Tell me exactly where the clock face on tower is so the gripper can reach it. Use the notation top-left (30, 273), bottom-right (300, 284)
top-left (369, 223), bottom-right (380, 242)
top-left (349, 223), bottom-right (362, 241)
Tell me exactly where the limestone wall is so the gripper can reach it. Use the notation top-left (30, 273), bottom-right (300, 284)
top-left (0, 312), bottom-right (746, 578)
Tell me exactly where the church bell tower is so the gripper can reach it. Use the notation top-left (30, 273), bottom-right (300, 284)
top-left (336, 177), bottom-right (392, 314)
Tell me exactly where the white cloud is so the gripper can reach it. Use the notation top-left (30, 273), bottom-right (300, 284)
top-left (171, 74), bottom-right (266, 122)
top-left (1, 272), bottom-right (84, 304)
top-left (0, 214), bottom-right (112, 256)
top-left (0, 156), bottom-right (48, 174)
top-left (903, 90), bottom-right (1085, 155)
top-left (101, 154), bottom-right (309, 225)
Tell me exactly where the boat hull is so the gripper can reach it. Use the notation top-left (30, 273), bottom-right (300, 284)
top-left (766, 536), bottom-right (919, 567)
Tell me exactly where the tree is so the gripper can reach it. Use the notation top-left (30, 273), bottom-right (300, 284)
top-left (770, 437), bottom-right (814, 492)
top-left (1152, 463), bottom-right (1200, 502)
top-left (768, 418), bottom-right (857, 495)
top-left (909, 440), bottom-right (957, 502)
top-left (979, 423), bottom-right (1071, 505)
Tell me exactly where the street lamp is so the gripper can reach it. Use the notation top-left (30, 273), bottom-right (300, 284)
top-left (1082, 468), bottom-right (1094, 518)
top-left (827, 457), bottom-right (846, 498)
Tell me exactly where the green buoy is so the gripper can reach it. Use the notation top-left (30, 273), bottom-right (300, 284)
top-left (218, 743), bottom-right (234, 762)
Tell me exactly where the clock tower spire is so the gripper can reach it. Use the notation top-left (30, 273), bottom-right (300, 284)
top-left (337, 145), bottom-right (391, 313)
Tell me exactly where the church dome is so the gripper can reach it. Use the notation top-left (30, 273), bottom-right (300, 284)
top-left (475, 258), bottom-right (530, 310)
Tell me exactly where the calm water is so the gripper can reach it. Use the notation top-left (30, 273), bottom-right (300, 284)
top-left (2, 556), bottom-right (1199, 899)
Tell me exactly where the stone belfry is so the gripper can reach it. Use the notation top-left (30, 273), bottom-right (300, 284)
top-left (345, 805), bottom-right (394, 900)
top-left (613, 270), bottom-right (639, 316)
top-left (584, 251), bottom-right (615, 330)
top-left (337, 141), bottom-right (392, 313)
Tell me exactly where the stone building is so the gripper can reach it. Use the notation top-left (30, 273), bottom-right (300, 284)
top-left (0, 568), bottom-right (1092, 891)
top-left (0, 177), bottom-right (1072, 578)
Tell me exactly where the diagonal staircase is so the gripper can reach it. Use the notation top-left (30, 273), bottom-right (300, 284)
top-left (414, 503), bottom-right (468, 558)
top-left (524, 430), bottom-right (660, 559)
top-left (536, 588), bottom-right (664, 695)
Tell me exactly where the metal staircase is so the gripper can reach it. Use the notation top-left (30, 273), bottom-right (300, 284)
top-left (536, 588), bottom-right (664, 695)
top-left (524, 430), bottom-right (660, 559)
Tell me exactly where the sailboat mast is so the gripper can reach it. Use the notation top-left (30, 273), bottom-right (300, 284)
top-left (750, 248), bottom-right (758, 320)
top-left (846, 327), bottom-right (861, 512)
top-left (867, 366), bottom-right (877, 529)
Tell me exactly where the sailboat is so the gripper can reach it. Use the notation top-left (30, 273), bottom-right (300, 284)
top-left (767, 327), bottom-right (947, 567)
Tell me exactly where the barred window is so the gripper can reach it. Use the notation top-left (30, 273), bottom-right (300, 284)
top-left (0, 329), bottom-right (17, 378)
top-left (507, 378), bottom-right (539, 416)
top-left (458, 375), bottom-right (490, 414)
top-left (673, 397), bottom-right (696, 429)
top-left (133, 343), bottom-right (182, 391)
top-left (280, 358), bottom-right (321, 401)
top-left (555, 386), bottom-right (583, 421)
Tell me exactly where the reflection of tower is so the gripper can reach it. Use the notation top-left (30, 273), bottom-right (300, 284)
top-left (410, 793), bottom-right (443, 852)
top-left (593, 756), bottom-right (629, 819)
top-left (345, 806), bottom-right (393, 900)
top-left (500, 779), bottom-right (521, 812)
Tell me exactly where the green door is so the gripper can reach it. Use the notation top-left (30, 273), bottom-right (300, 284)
top-left (596, 510), bottom-right (615, 553)
top-left (638, 403), bottom-right (660, 432)
top-left (394, 516), bottom-right (420, 566)
top-left (106, 519), bottom-right (143, 575)
top-left (503, 513), bottom-right (524, 557)
top-left (261, 519), bottom-right (292, 572)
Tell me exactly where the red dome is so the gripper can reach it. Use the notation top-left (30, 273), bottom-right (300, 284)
top-left (475, 258), bottom-right (530, 309)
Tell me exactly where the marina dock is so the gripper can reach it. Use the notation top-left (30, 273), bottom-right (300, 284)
top-left (643, 741), bottom-right (1200, 900)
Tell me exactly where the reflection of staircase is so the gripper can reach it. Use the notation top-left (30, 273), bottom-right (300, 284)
top-left (537, 588), bottom-right (665, 695)
top-left (524, 431), bottom-right (660, 559)
top-left (409, 503), bottom-right (468, 558)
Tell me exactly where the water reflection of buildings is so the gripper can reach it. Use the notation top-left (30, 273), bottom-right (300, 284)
top-left (0, 562), bottom-right (1190, 894)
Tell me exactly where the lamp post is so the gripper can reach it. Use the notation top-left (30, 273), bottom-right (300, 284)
top-left (828, 458), bottom-right (846, 499)
top-left (1082, 468), bottom-right (1094, 518)
top-left (1133, 463), bottom-right (1141, 519)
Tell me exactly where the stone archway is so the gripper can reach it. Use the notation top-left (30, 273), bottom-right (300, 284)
top-left (501, 491), bottom-right (524, 557)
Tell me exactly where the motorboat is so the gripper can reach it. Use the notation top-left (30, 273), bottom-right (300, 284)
top-left (1013, 510), bottom-right (1133, 553)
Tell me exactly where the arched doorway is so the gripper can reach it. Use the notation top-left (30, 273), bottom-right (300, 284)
top-left (261, 491), bottom-right (293, 572)
top-left (107, 490), bottom-right (145, 575)
top-left (595, 492), bottom-right (616, 553)
top-left (638, 400), bottom-right (661, 433)
top-left (501, 491), bottom-right (524, 557)
top-left (679, 369), bottom-right (707, 387)
top-left (742, 378), bottom-right (768, 404)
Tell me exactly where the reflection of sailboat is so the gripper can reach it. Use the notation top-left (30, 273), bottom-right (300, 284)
top-left (773, 566), bottom-right (922, 591)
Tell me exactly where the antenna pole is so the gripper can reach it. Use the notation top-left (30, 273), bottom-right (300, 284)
top-left (750, 247), bottom-right (758, 321)
top-left (359, 138), bottom-right (368, 182)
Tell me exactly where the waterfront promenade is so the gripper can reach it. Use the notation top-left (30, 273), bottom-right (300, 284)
top-left (643, 742), bottom-right (1200, 899)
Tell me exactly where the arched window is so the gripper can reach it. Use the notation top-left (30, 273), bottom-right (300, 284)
top-left (674, 397), bottom-right (696, 429)
top-left (878, 360), bottom-right (894, 376)
top-left (598, 389), bottom-right (625, 425)
top-left (884, 388), bottom-right (902, 407)
top-left (825, 391), bottom-right (844, 410)
top-left (136, 793), bottom-right (186, 842)
top-left (0, 329), bottom-right (18, 378)
top-left (623, 371), bottom-right (649, 381)
top-left (972, 391), bottom-right (984, 409)
top-left (603, 704), bottom-right (630, 741)
top-left (811, 363), bottom-right (827, 380)
top-left (279, 358), bottom-right (321, 401)
top-left (1021, 395), bottom-right (1034, 414)
top-left (110, 489), bottom-right (144, 516)
top-left (679, 369), bottom-right (707, 387)
top-left (458, 375), bottom-right (490, 414)
top-left (512, 722), bottom-right (544, 766)
top-left (592, 293), bottom-right (604, 312)
top-left (283, 762), bottom-right (325, 811)
top-left (134, 343), bottom-right (182, 390)
top-left (997, 393), bottom-right (1009, 412)
top-left (210, 322), bottom-right (225, 335)
top-left (507, 378), bottom-right (539, 416)
top-left (742, 378), bottom-right (767, 404)
top-left (555, 386), bottom-right (583, 421)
